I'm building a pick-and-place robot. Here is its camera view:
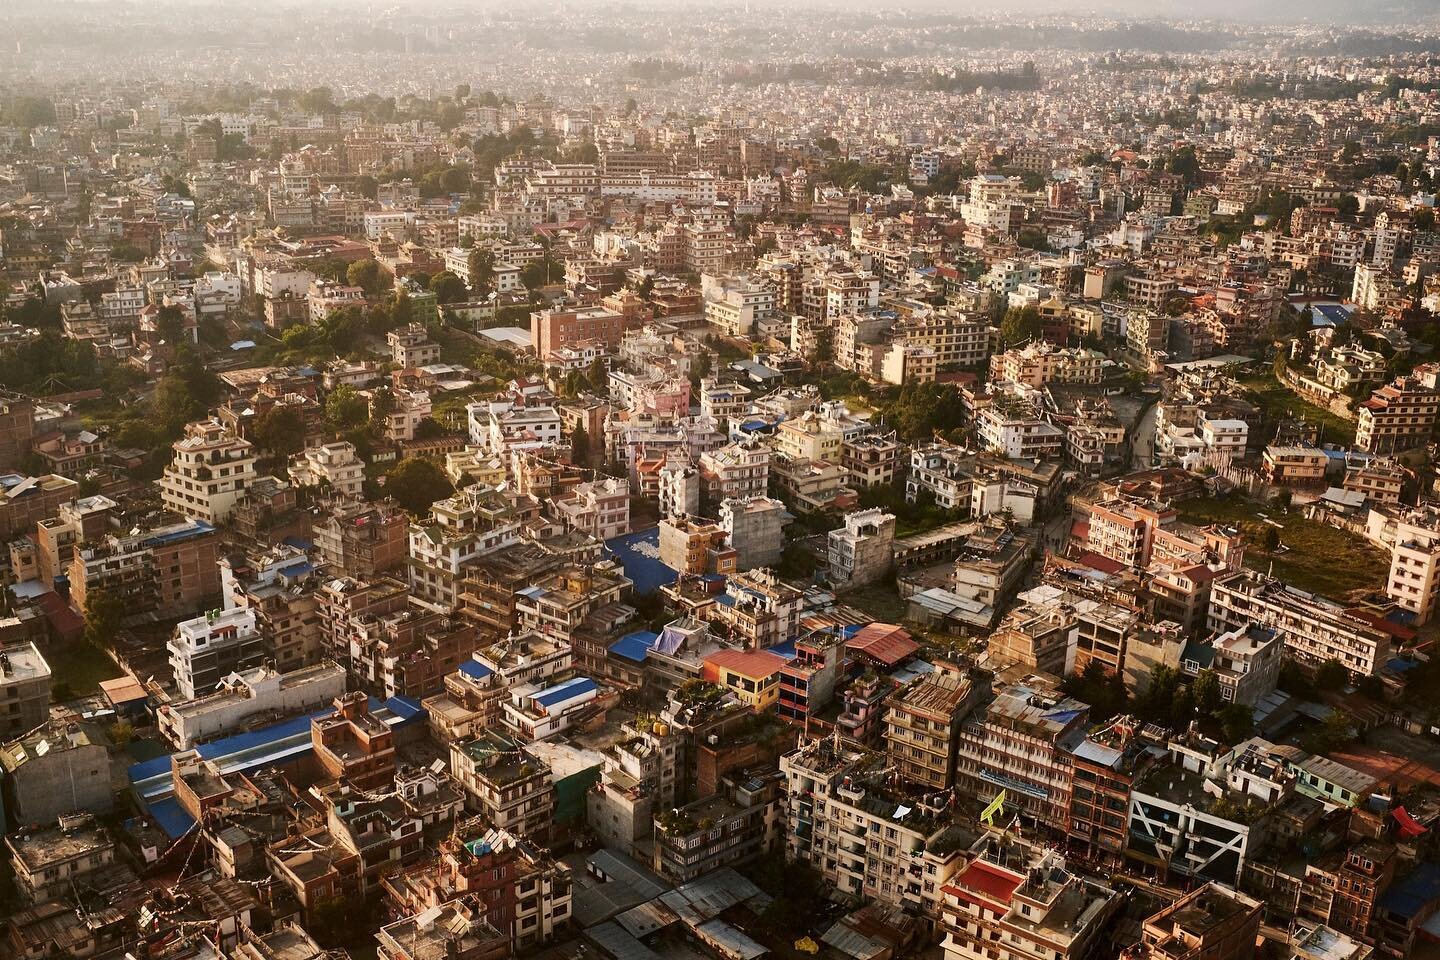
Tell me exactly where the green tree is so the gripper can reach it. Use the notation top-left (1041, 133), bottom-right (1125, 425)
top-left (571, 422), bottom-right (590, 467)
top-left (83, 588), bottom-right (126, 648)
top-left (346, 259), bottom-right (388, 296)
top-left (385, 458), bottom-right (454, 515)
top-left (1217, 703), bottom-right (1254, 744)
top-left (1303, 710), bottom-right (1356, 755)
top-left (467, 249), bottom-right (496, 296)
top-left (1193, 669), bottom-right (1222, 716)
top-left (1315, 658), bottom-right (1349, 692)
top-left (325, 386), bottom-right (370, 429)
top-left (254, 406), bottom-right (306, 460)
top-left (108, 720), bottom-right (135, 745)
top-left (587, 357), bottom-right (609, 393)
top-left (999, 305), bottom-right (1042, 348)
top-left (154, 304), bottom-right (187, 346)
top-left (369, 387), bottom-right (395, 432)
top-left (429, 271), bottom-right (468, 304)
top-left (812, 327), bottom-right (835, 366)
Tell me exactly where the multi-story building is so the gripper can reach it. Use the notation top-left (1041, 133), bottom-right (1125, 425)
top-left (312, 501), bottom-right (408, 578)
top-left (68, 516), bottom-right (222, 623)
top-left (1119, 883), bottom-right (1263, 960)
top-left (1355, 377), bottom-right (1440, 454)
top-left (387, 323), bottom-right (442, 369)
top-left (380, 827), bottom-right (572, 954)
top-left (954, 681), bottom-right (1088, 828)
top-left (5, 814), bottom-right (116, 904)
top-left (288, 441), bottom-right (365, 497)
top-left (842, 432), bottom-right (901, 489)
top-left (718, 495), bottom-right (787, 570)
top-left (168, 607), bottom-right (266, 700)
top-left (1192, 624), bottom-right (1284, 706)
top-left (884, 670), bottom-right (981, 790)
top-left (220, 544), bottom-right (324, 673)
top-left (377, 898), bottom-right (508, 960)
top-left (939, 834), bottom-right (1121, 960)
top-left (1208, 571), bottom-right (1392, 677)
top-left (311, 692), bottom-right (396, 790)
top-left (696, 569), bottom-right (797, 652)
top-left (775, 629), bottom-right (846, 727)
top-left (408, 485), bottom-right (533, 608)
top-left (156, 661), bottom-right (346, 750)
top-left (550, 476), bottom-right (629, 540)
top-left (158, 420), bottom-right (257, 523)
top-left (449, 731), bottom-right (555, 842)
top-left (1382, 507), bottom-right (1440, 625)
top-left (0, 642), bottom-right (51, 740)
top-left (1081, 497), bottom-right (1176, 569)
top-left (652, 771), bottom-right (783, 883)
top-left (658, 515), bottom-right (737, 576)
top-left (781, 737), bottom-right (961, 915)
top-left (530, 305), bottom-right (629, 358)
top-left (699, 442), bottom-right (770, 503)
top-left (1263, 446), bottom-right (1330, 487)
top-left (382, 388), bottom-right (432, 442)
top-left (827, 508), bottom-right (896, 588)
top-left (0, 719), bottom-right (112, 828)
top-left (513, 562), bottom-right (632, 674)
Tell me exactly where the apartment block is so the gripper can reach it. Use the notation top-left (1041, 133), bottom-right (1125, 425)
top-left (827, 508), bottom-right (896, 588)
top-left (0, 642), bottom-right (51, 740)
top-left (884, 670), bottom-right (981, 790)
top-left (168, 607), bottom-right (266, 700)
top-left (1208, 571), bottom-right (1392, 677)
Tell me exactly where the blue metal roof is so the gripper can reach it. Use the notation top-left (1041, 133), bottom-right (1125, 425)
top-left (1379, 862), bottom-right (1440, 920)
top-left (1310, 303), bottom-right (1353, 328)
top-left (767, 640), bottom-right (797, 660)
top-left (533, 677), bottom-right (597, 709)
top-left (145, 796), bottom-right (196, 840)
top-left (610, 631), bottom-right (659, 664)
top-left (387, 695), bottom-right (425, 720)
top-left (517, 585), bottom-right (547, 600)
top-left (127, 695), bottom-right (424, 786)
top-left (458, 659), bottom-right (494, 680)
top-left (141, 521), bottom-right (214, 548)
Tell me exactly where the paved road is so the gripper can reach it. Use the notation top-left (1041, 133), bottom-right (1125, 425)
top-left (1131, 400), bottom-right (1160, 471)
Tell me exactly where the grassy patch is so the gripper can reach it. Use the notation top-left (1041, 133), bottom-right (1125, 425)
top-left (1238, 374), bottom-right (1356, 445)
top-left (1175, 497), bottom-right (1389, 599)
top-left (840, 581), bottom-right (906, 622)
top-left (51, 643), bottom-right (125, 698)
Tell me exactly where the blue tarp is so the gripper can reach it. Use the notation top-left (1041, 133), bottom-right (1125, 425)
top-left (610, 631), bottom-right (660, 663)
top-left (606, 528), bottom-right (679, 595)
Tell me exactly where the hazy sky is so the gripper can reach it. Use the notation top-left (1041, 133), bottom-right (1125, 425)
top-left (22, 0), bottom-right (1436, 18)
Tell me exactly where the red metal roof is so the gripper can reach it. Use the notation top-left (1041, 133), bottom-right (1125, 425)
top-left (946, 860), bottom-right (1023, 907)
top-left (703, 648), bottom-right (787, 680)
top-left (847, 623), bottom-right (920, 667)
top-left (1073, 550), bottom-right (1127, 575)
